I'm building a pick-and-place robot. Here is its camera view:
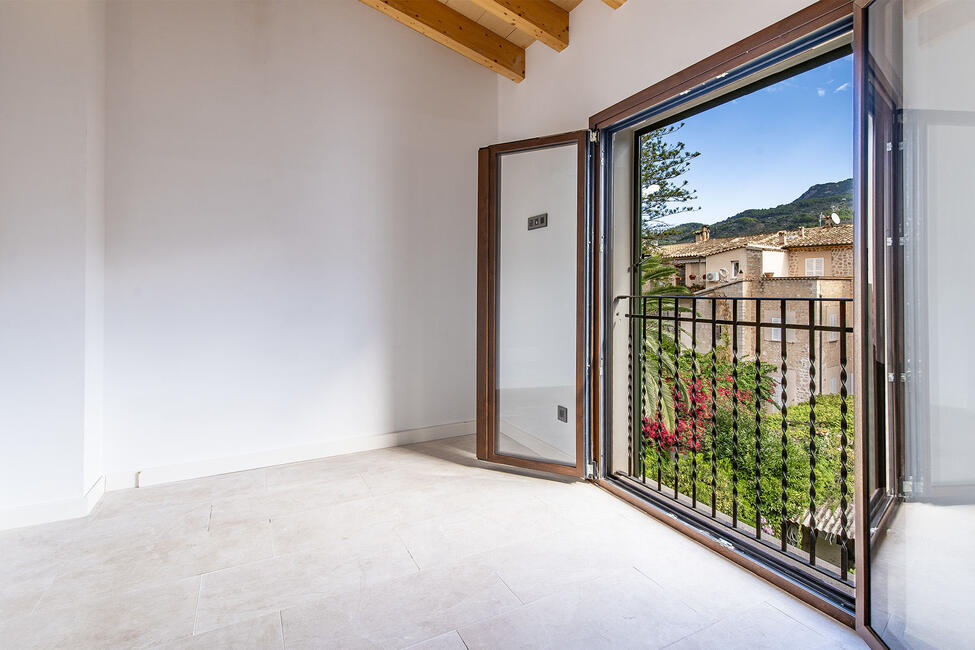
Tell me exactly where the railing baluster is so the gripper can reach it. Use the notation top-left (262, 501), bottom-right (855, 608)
top-left (710, 302), bottom-right (718, 518)
top-left (754, 298), bottom-right (763, 540)
top-left (656, 297), bottom-right (664, 491)
top-left (691, 304), bottom-right (698, 509)
top-left (731, 300), bottom-right (739, 528)
top-left (807, 299), bottom-right (818, 566)
top-left (780, 299), bottom-right (789, 553)
top-left (839, 301), bottom-right (850, 579)
top-left (628, 296), bottom-right (634, 477)
top-left (640, 297), bottom-right (648, 484)
top-left (618, 295), bottom-right (853, 582)
top-left (672, 298), bottom-right (680, 498)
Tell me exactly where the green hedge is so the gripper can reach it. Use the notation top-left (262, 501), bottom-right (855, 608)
top-left (639, 350), bottom-right (854, 536)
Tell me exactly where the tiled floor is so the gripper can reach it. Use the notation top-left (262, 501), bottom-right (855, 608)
top-left (0, 435), bottom-right (866, 649)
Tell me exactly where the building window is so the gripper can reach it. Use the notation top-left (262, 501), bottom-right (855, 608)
top-left (805, 257), bottom-right (825, 276)
top-left (731, 260), bottom-right (740, 277)
top-left (828, 312), bottom-right (839, 342)
top-left (768, 316), bottom-right (782, 341)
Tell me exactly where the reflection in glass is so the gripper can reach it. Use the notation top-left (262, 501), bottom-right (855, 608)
top-left (867, 1), bottom-right (975, 647)
top-left (496, 144), bottom-right (578, 466)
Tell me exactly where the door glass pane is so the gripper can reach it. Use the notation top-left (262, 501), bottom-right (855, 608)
top-left (496, 143), bottom-right (578, 466)
top-left (868, 1), bottom-right (975, 647)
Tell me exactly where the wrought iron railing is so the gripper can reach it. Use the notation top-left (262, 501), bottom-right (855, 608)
top-left (622, 295), bottom-right (854, 588)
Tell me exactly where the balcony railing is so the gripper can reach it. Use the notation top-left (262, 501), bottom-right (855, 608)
top-left (622, 295), bottom-right (854, 592)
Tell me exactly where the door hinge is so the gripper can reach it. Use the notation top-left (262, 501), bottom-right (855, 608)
top-left (588, 129), bottom-right (598, 143)
top-left (886, 237), bottom-right (893, 247)
top-left (886, 141), bottom-right (893, 152)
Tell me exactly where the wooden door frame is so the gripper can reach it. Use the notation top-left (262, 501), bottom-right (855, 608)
top-left (476, 130), bottom-right (589, 478)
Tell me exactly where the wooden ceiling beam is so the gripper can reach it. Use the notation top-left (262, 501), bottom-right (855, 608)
top-left (359, 0), bottom-right (526, 82)
top-left (468, 0), bottom-right (569, 52)
top-left (601, 0), bottom-right (627, 8)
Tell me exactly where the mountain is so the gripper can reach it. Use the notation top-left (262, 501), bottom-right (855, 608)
top-left (656, 178), bottom-right (852, 244)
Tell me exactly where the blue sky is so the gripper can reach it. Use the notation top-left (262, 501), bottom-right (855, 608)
top-left (654, 54), bottom-right (853, 226)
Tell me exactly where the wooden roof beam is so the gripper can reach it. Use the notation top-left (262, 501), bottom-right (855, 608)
top-left (359, 0), bottom-right (526, 82)
top-left (469, 0), bottom-right (569, 52)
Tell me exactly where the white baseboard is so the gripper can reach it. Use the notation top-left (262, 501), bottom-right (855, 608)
top-left (3, 421), bottom-right (473, 530)
top-left (106, 420), bottom-right (475, 491)
top-left (0, 474), bottom-right (105, 532)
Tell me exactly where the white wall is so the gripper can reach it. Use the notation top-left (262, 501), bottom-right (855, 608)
top-left (497, 0), bottom-right (819, 141)
top-left (762, 250), bottom-right (789, 277)
top-left (102, 0), bottom-right (498, 483)
top-left (0, 0), bottom-right (106, 526)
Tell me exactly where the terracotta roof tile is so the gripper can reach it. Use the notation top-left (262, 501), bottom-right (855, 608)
top-left (659, 225), bottom-right (852, 259)
top-left (658, 232), bottom-right (778, 259)
top-left (780, 224), bottom-right (853, 248)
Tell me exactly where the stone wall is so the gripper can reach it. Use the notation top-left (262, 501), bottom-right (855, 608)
top-left (831, 247), bottom-right (854, 276)
top-left (679, 278), bottom-right (853, 405)
top-left (787, 245), bottom-right (853, 277)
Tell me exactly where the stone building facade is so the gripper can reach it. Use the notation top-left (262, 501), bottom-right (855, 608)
top-left (658, 224), bottom-right (854, 291)
top-left (657, 225), bottom-right (855, 406)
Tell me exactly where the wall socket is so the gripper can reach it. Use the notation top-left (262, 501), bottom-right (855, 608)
top-left (557, 405), bottom-right (568, 423)
top-left (527, 213), bottom-right (548, 231)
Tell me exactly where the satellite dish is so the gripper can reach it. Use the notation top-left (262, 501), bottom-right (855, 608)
top-left (718, 267), bottom-right (729, 278)
top-left (831, 212), bottom-right (841, 225)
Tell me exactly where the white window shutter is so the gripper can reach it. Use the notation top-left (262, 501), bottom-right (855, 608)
top-left (805, 257), bottom-right (825, 276)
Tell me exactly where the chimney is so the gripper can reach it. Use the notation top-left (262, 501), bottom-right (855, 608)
top-left (799, 226), bottom-right (806, 238)
top-left (694, 225), bottom-right (710, 243)
top-left (777, 230), bottom-right (787, 245)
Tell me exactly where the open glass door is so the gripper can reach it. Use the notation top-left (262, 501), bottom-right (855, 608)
top-left (476, 131), bottom-right (590, 478)
top-left (858, 1), bottom-right (975, 647)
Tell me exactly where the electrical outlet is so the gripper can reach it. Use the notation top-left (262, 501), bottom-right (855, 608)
top-left (557, 405), bottom-right (568, 422)
top-left (528, 213), bottom-right (548, 231)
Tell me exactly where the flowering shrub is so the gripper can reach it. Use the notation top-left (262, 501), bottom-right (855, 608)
top-left (636, 347), bottom-right (854, 536)
top-left (641, 369), bottom-right (771, 455)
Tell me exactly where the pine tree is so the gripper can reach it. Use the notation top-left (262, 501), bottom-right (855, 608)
top-left (636, 123), bottom-right (700, 293)
top-left (635, 124), bottom-right (700, 432)
top-left (639, 123), bottom-right (701, 236)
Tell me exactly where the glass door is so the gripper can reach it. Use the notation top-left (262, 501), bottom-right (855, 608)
top-left (476, 131), bottom-right (590, 477)
top-left (858, 1), bottom-right (975, 647)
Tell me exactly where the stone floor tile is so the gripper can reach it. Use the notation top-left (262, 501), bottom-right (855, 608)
top-left (280, 563), bottom-right (521, 649)
top-left (458, 568), bottom-right (706, 650)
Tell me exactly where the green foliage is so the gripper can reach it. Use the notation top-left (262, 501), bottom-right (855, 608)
top-left (638, 254), bottom-right (688, 296)
top-left (639, 124), bottom-right (701, 233)
top-left (639, 346), bottom-right (855, 536)
top-left (635, 301), bottom-right (689, 433)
